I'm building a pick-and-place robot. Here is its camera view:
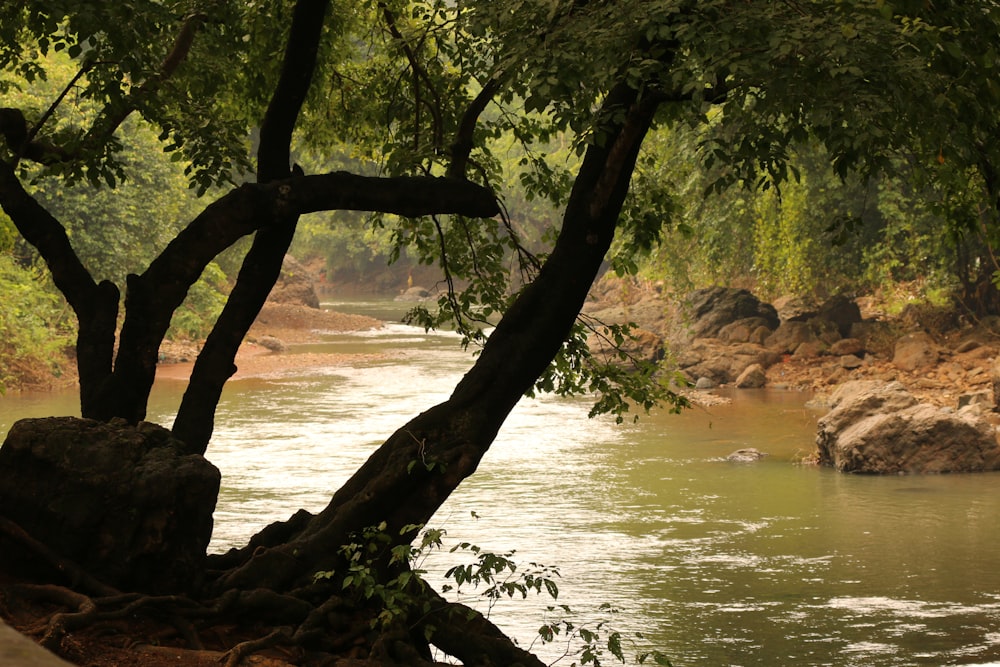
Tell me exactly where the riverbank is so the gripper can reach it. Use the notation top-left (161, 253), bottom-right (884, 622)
top-left (156, 303), bottom-right (384, 382)
top-left (584, 277), bottom-right (1000, 411)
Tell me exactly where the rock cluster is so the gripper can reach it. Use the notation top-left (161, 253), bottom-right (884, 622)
top-left (585, 284), bottom-right (867, 389)
top-left (584, 278), bottom-right (1000, 474)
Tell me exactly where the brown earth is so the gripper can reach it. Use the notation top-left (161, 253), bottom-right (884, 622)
top-left (156, 303), bottom-right (385, 382)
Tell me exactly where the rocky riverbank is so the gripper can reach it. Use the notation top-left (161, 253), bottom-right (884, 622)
top-left (584, 277), bottom-right (1000, 410)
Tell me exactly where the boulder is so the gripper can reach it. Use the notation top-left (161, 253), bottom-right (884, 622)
top-left (682, 287), bottom-right (779, 340)
top-left (267, 255), bottom-right (320, 308)
top-left (893, 331), bottom-right (941, 371)
top-left (735, 363), bottom-right (767, 388)
top-left (829, 337), bottom-right (865, 356)
top-left (695, 376), bottom-right (717, 390)
top-left (727, 448), bottom-right (768, 462)
top-left (765, 321), bottom-right (819, 354)
top-left (588, 327), bottom-right (664, 364)
top-left (256, 334), bottom-right (287, 352)
top-left (0, 417), bottom-right (220, 593)
top-left (585, 295), bottom-right (670, 336)
top-left (815, 381), bottom-right (1000, 474)
top-left (792, 340), bottom-right (826, 358)
top-left (718, 317), bottom-right (775, 344)
top-left (817, 295), bottom-right (862, 338)
top-left (839, 354), bottom-right (864, 369)
top-left (679, 340), bottom-right (779, 385)
top-left (771, 295), bottom-right (819, 322)
top-left (395, 285), bottom-right (434, 301)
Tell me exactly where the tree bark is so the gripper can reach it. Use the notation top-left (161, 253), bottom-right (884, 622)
top-left (212, 80), bottom-right (660, 596)
top-left (0, 160), bottom-right (119, 416)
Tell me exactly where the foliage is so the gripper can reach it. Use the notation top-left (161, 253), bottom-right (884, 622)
top-left (314, 521), bottom-right (440, 631)
top-left (312, 518), bottom-right (674, 665)
top-left (166, 261), bottom-right (228, 340)
top-left (0, 251), bottom-right (70, 391)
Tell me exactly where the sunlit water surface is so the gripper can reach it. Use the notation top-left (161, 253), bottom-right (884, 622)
top-left (2, 300), bottom-right (999, 666)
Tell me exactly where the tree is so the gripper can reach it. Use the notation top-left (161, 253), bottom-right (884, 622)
top-left (1, 1), bottom-right (996, 664)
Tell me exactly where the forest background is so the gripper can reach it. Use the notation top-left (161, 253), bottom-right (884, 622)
top-left (3, 38), bottom-right (996, 394)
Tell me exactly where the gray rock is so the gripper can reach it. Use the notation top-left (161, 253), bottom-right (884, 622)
top-left (0, 619), bottom-right (75, 666)
top-left (830, 337), bottom-right (865, 356)
top-left (955, 339), bottom-right (982, 354)
top-left (735, 363), bottom-right (767, 389)
top-left (839, 354), bottom-right (864, 369)
top-left (727, 448), bottom-right (769, 462)
top-left (682, 341), bottom-right (779, 385)
top-left (588, 327), bottom-right (664, 364)
top-left (683, 287), bottom-right (779, 340)
top-left (718, 317), bottom-right (775, 344)
top-left (958, 391), bottom-right (991, 410)
top-left (818, 295), bottom-right (862, 338)
top-left (772, 294), bottom-right (819, 322)
top-left (695, 376), bottom-right (717, 390)
top-left (793, 340), bottom-right (826, 358)
top-left (765, 321), bottom-right (819, 354)
top-left (395, 285), bottom-right (434, 301)
top-left (815, 381), bottom-right (1000, 474)
top-left (893, 331), bottom-right (941, 371)
top-left (257, 334), bottom-right (287, 352)
top-left (267, 254), bottom-right (320, 308)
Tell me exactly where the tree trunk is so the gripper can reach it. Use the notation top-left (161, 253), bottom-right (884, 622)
top-left (0, 161), bottom-right (119, 416)
top-left (212, 80), bottom-right (661, 595)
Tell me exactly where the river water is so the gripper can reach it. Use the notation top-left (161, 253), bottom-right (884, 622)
top-left (2, 300), bottom-right (999, 667)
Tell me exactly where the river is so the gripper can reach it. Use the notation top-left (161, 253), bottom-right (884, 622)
top-left (2, 300), bottom-right (999, 667)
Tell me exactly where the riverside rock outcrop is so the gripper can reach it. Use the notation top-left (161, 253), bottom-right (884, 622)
top-left (0, 417), bottom-right (220, 593)
top-left (583, 276), bottom-right (1000, 410)
top-left (815, 381), bottom-right (1000, 474)
top-left (267, 254), bottom-right (321, 308)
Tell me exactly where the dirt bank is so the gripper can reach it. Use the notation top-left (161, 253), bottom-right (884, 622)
top-left (156, 303), bottom-right (384, 382)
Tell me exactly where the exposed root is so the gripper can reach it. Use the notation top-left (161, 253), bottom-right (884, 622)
top-left (2, 552), bottom-right (547, 666)
top-left (223, 627), bottom-right (294, 667)
top-left (0, 516), bottom-right (120, 596)
top-left (419, 589), bottom-right (546, 667)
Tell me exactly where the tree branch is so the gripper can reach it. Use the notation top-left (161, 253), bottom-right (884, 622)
top-left (0, 160), bottom-right (119, 415)
top-left (257, 0), bottom-right (330, 180)
top-left (379, 2), bottom-right (444, 152)
top-left (82, 13), bottom-right (207, 150)
top-left (447, 78), bottom-right (501, 179)
top-left (17, 63), bottom-right (92, 166)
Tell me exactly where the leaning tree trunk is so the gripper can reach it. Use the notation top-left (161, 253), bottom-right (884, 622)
top-left (171, 0), bottom-right (328, 450)
top-left (213, 80), bottom-right (662, 596)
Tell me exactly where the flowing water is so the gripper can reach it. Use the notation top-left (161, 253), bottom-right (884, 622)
top-left (2, 300), bottom-right (999, 667)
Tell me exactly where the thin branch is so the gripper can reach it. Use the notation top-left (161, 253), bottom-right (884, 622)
top-left (16, 61), bottom-right (93, 166)
top-left (83, 13), bottom-right (207, 151)
top-left (379, 2), bottom-right (444, 151)
top-left (447, 78), bottom-right (501, 179)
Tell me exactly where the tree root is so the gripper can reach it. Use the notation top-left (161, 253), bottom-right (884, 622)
top-left (419, 589), bottom-right (546, 667)
top-left (223, 627), bottom-right (294, 667)
top-left (3, 557), bottom-right (548, 666)
top-left (0, 516), bottom-right (120, 597)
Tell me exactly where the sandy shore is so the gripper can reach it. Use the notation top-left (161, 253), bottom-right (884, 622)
top-left (156, 303), bottom-right (386, 382)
